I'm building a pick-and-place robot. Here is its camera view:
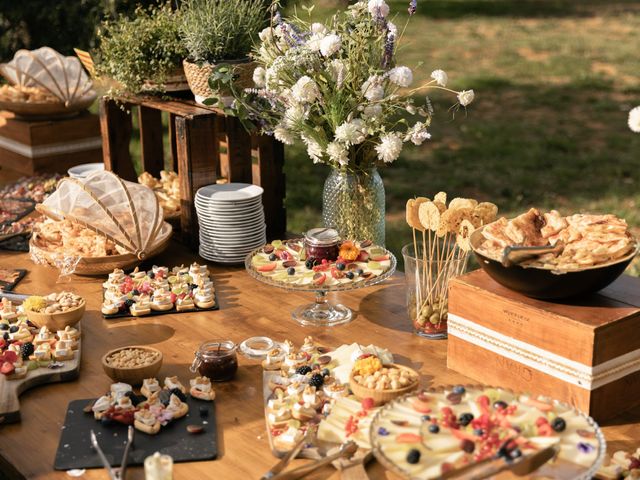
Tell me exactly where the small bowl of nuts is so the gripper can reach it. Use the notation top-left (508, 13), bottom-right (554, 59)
top-left (101, 346), bottom-right (163, 386)
top-left (23, 291), bottom-right (86, 331)
top-left (349, 360), bottom-right (419, 406)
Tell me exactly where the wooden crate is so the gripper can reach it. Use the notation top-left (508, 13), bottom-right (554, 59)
top-left (99, 96), bottom-right (286, 247)
top-left (447, 269), bottom-right (640, 421)
top-left (0, 111), bottom-right (102, 175)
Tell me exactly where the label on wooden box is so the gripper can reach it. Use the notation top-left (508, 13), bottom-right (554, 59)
top-left (446, 270), bottom-right (640, 418)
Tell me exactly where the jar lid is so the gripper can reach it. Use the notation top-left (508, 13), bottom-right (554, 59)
top-left (305, 228), bottom-right (340, 246)
top-left (196, 340), bottom-right (236, 358)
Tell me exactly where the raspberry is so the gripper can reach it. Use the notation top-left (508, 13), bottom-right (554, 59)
top-left (361, 397), bottom-right (375, 410)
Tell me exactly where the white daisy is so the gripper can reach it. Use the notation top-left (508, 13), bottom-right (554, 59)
top-left (335, 119), bottom-right (366, 145)
top-left (301, 134), bottom-right (324, 163)
top-left (326, 141), bottom-right (349, 166)
top-left (320, 34), bottom-right (342, 57)
top-left (457, 89), bottom-right (475, 107)
top-left (363, 104), bottom-right (383, 119)
top-left (283, 104), bottom-right (306, 128)
top-left (629, 106), bottom-right (640, 133)
top-left (430, 69), bottom-right (448, 87)
top-left (405, 122), bottom-right (431, 146)
top-left (291, 76), bottom-right (320, 104)
top-left (388, 66), bottom-right (413, 88)
top-left (375, 133), bottom-right (403, 163)
top-left (362, 75), bottom-right (385, 102)
top-left (252, 67), bottom-right (266, 88)
top-left (273, 126), bottom-right (295, 145)
top-left (327, 59), bottom-right (346, 86)
top-left (311, 23), bottom-right (328, 35)
top-left (368, 0), bottom-right (390, 18)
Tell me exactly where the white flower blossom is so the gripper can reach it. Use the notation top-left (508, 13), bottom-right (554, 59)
top-left (388, 66), bottom-right (413, 88)
top-left (363, 104), bottom-right (383, 119)
top-left (629, 106), bottom-right (640, 133)
top-left (291, 76), bottom-right (321, 104)
top-left (283, 104), bottom-right (306, 128)
top-left (258, 27), bottom-right (274, 43)
top-left (335, 119), bottom-right (366, 145)
top-left (301, 134), bottom-right (324, 163)
top-left (320, 34), bottom-right (342, 57)
top-left (375, 133), bottom-right (403, 163)
top-left (430, 69), bottom-right (448, 87)
top-left (457, 89), bottom-right (475, 107)
top-left (311, 23), bottom-right (328, 35)
top-left (306, 33), bottom-right (325, 52)
top-left (368, 0), bottom-right (390, 18)
top-left (387, 21), bottom-right (397, 37)
top-left (327, 59), bottom-right (346, 86)
top-left (405, 122), bottom-right (431, 146)
top-left (252, 67), bottom-right (266, 88)
top-left (327, 141), bottom-right (349, 166)
top-left (274, 125), bottom-right (295, 145)
top-left (362, 75), bottom-right (385, 102)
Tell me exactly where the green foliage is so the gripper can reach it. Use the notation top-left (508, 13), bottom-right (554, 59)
top-left (95, 2), bottom-right (187, 95)
top-left (180, 0), bottom-right (269, 63)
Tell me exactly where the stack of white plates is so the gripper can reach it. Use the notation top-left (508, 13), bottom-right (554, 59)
top-left (195, 183), bottom-right (266, 264)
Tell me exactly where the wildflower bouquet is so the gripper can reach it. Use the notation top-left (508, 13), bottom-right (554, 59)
top-left (211, 0), bottom-right (472, 168)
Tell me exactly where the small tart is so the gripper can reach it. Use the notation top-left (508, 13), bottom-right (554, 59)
top-left (176, 296), bottom-right (196, 312)
top-left (134, 409), bottom-right (161, 435)
top-left (292, 402), bottom-right (317, 422)
top-left (58, 325), bottom-right (80, 340)
top-left (101, 303), bottom-right (119, 315)
top-left (273, 423), bottom-right (304, 451)
top-left (164, 376), bottom-right (186, 393)
top-left (151, 289), bottom-right (173, 311)
top-left (130, 302), bottom-right (151, 317)
top-left (165, 393), bottom-right (189, 418)
top-left (141, 378), bottom-right (161, 398)
top-left (190, 376), bottom-right (215, 401)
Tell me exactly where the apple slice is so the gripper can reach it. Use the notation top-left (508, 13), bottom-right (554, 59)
top-left (370, 254), bottom-right (389, 261)
top-left (257, 262), bottom-right (277, 272)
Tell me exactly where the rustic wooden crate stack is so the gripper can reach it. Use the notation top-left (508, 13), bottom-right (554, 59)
top-left (99, 96), bottom-right (285, 248)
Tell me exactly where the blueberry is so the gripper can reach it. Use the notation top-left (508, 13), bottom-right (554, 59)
top-left (132, 289), bottom-right (140, 296)
top-left (473, 428), bottom-right (484, 436)
top-left (452, 385), bottom-right (466, 395)
top-left (191, 284), bottom-right (198, 290)
top-left (0, 323), bottom-right (8, 331)
top-left (148, 272), bottom-right (155, 279)
top-left (100, 416), bottom-right (113, 427)
top-left (269, 253), bottom-right (277, 261)
top-left (305, 258), bottom-right (315, 269)
top-left (493, 400), bottom-right (508, 410)
top-left (551, 417), bottom-right (566, 432)
top-left (124, 299), bottom-right (134, 308)
top-left (377, 427), bottom-right (390, 436)
top-left (3, 332), bottom-right (9, 341)
top-left (458, 413), bottom-right (474, 427)
top-left (199, 406), bottom-right (209, 418)
top-left (321, 368), bottom-right (330, 377)
top-left (428, 424), bottom-right (440, 434)
top-left (406, 449), bottom-right (421, 464)
top-left (9, 325), bottom-right (18, 333)
top-left (287, 267), bottom-right (295, 275)
top-left (421, 415), bottom-right (431, 421)
top-left (355, 268), bottom-right (364, 275)
top-left (345, 271), bottom-right (355, 280)
top-left (336, 262), bottom-right (345, 271)
top-left (170, 388), bottom-right (187, 402)
top-left (158, 390), bottom-right (172, 406)
top-left (510, 448), bottom-right (522, 459)
top-left (125, 391), bottom-right (142, 406)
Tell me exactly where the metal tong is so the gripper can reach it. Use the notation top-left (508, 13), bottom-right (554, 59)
top-left (502, 241), bottom-right (565, 267)
top-left (90, 426), bottom-right (134, 480)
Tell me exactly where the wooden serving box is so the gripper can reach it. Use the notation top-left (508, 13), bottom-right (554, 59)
top-left (447, 269), bottom-right (640, 421)
top-left (0, 110), bottom-right (102, 175)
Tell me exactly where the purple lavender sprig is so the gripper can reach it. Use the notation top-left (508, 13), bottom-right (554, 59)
top-left (382, 32), bottom-right (395, 68)
top-left (408, 0), bottom-right (417, 15)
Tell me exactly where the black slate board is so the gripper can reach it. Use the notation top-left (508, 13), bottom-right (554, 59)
top-left (54, 397), bottom-right (217, 470)
top-left (0, 269), bottom-right (26, 292)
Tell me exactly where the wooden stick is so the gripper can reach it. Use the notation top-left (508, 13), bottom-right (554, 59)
top-left (412, 228), bottom-right (422, 307)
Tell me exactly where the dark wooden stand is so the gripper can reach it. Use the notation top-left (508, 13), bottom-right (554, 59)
top-left (99, 96), bottom-right (286, 247)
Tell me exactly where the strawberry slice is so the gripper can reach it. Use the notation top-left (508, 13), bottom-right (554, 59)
top-left (312, 263), bottom-right (330, 272)
top-left (411, 398), bottom-right (432, 413)
top-left (356, 251), bottom-right (369, 262)
top-left (1, 361), bottom-right (15, 375)
top-left (3, 350), bottom-right (17, 363)
top-left (396, 433), bottom-right (422, 443)
top-left (257, 262), bottom-right (277, 272)
top-left (170, 293), bottom-right (177, 304)
top-left (370, 254), bottom-right (389, 261)
top-left (313, 273), bottom-right (327, 286)
top-left (0, 338), bottom-right (6, 349)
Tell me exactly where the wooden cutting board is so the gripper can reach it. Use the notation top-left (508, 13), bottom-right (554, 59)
top-left (0, 330), bottom-right (81, 424)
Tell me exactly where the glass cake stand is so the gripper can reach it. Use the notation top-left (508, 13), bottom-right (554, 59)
top-left (245, 248), bottom-right (397, 327)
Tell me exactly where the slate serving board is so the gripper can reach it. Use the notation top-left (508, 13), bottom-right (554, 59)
top-left (0, 269), bottom-right (26, 291)
top-left (54, 397), bottom-right (217, 470)
top-left (103, 292), bottom-right (219, 319)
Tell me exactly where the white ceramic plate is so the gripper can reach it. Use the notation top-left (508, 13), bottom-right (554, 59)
top-left (195, 204), bottom-right (264, 216)
top-left (199, 238), bottom-right (266, 253)
top-left (196, 183), bottom-right (264, 202)
top-left (198, 223), bottom-right (266, 235)
top-left (195, 194), bottom-right (263, 205)
top-left (197, 216), bottom-right (266, 228)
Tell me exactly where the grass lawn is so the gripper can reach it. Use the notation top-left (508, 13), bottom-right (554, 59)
top-left (283, 0), bottom-right (640, 272)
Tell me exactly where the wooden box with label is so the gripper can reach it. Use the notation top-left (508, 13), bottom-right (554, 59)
top-left (0, 111), bottom-right (102, 175)
top-left (447, 269), bottom-right (640, 421)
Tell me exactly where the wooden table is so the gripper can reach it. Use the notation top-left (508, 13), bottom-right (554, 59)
top-left (0, 244), bottom-right (639, 480)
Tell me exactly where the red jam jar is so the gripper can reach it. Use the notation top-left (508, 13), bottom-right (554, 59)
top-left (304, 228), bottom-right (340, 262)
top-left (190, 340), bottom-right (238, 382)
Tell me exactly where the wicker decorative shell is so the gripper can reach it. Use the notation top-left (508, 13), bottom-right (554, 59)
top-left (0, 47), bottom-right (95, 106)
top-left (37, 170), bottom-right (167, 260)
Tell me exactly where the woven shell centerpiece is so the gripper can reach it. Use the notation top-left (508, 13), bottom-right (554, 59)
top-left (0, 47), bottom-right (95, 108)
top-left (37, 171), bottom-right (168, 260)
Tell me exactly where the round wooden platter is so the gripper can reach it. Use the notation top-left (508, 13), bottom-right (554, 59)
top-left (0, 325), bottom-right (82, 424)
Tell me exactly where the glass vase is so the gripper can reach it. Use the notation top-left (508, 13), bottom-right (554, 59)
top-left (402, 241), bottom-right (468, 339)
top-left (322, 166), bottom-right (385, 245)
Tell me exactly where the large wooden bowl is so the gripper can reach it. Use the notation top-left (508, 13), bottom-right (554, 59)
top-left (101, 346), bottom-right (163, 386)
top-left (25, 301), bottom-right (85, 331)
top-left (470, 224), bottom-right (639, 299)
top-left (350, 364), bottom-right (420, 406)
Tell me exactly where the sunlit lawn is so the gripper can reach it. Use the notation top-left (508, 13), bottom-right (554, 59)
top-left (283, 0), bottom-right (640, 272)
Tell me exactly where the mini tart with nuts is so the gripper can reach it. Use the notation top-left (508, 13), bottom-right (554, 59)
top-left (371, 386), bottom-right (602, 480)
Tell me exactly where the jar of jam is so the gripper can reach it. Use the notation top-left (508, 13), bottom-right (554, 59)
top-left (190, 340), bottom-right (238, 382)
top-left (304, 228), bottom-right (340, 262)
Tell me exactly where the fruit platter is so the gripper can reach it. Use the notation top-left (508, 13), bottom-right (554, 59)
top-left (246, 230), bottom-right (396, 326)
top-left (369, 385), bottom-right (605, 479)
top-left (0, 292), bottom-right (83, 423)
top-left (101, 263), bottom-right (218, 319)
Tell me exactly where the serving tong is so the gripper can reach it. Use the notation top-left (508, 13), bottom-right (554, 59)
top-left (501, 241), bottom-right (565, 267)
top-left (90, 426), bottom-right (134, 480)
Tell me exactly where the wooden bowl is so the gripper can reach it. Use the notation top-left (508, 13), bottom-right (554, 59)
top-left (101, 346), bottom-right (163, 386)
top-left (25, 300), bottom-right (85, 331)
top-left (349, 364), bottom-right (420, 406)
top-left (470, 224), bottom-right (639, 299)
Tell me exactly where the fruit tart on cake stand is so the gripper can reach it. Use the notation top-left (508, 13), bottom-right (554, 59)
top-left (245, 228), bottom-right (396, 327)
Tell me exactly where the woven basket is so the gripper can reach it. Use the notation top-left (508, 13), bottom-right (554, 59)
top-left (183, 58), bottom-right (256, 102)
top-left (142, 65), bottom-right (190, 93)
